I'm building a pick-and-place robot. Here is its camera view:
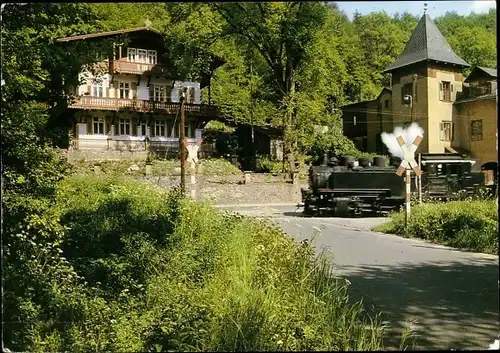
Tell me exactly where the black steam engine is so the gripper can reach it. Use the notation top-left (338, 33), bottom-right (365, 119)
top-left (301, 155), bottom-right (405, 216)
top-left (301, 153), bottom-right (496, 217)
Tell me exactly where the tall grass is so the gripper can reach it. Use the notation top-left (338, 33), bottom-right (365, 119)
top-left (6, 174), bottom-right (391, 351)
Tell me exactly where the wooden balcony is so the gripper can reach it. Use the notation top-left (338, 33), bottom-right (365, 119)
top-left (68, 96), bottom-right (219, 117)
top-left (457, 82), bottom-right (497, 101)
top-left (110, 60), bottom-right (170, 76)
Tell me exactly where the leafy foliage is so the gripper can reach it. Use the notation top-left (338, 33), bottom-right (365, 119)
top-left (4, 175), bottom-right (388, 351)
top-left (374, 200), bottom-right (498, 255)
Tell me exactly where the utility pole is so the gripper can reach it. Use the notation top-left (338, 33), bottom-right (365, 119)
top-left (179, 88), bottom-right (186, 194)
top-left (411, 74), bottom-right (423, 204)
top-left (395, 135), bottom-right (423, 230)
top-left (250, 62), bottom-right (255, 145)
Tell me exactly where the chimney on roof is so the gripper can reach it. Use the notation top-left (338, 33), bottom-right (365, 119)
top-left (424, 3), bottom-right (427, 14)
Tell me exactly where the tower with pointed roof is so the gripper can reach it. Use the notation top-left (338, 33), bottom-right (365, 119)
top-left (384, 9), bottom-right (470, 153)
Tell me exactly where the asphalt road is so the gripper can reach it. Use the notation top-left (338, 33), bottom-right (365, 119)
top-left (217, 204), bottom-right (500, 350)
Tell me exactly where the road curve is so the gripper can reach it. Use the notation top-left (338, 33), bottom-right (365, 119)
top-left (218, 204), bottom-right (499, 350)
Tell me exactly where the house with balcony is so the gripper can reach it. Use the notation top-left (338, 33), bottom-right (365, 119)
top-left (57, 25), bottom-right (225, 160)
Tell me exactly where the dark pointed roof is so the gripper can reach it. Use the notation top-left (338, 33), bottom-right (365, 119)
top-left (384, 14), bottom-right (470, 73)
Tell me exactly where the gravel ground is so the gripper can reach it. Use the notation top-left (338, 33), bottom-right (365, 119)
top-left (134, 174), bottom-right (308, 205)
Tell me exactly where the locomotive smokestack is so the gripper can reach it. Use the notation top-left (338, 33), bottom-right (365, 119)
top-left (322, 152), bottom-right (329, 166)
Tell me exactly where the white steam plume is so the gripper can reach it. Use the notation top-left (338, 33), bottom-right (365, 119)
top-left (381, 122), bottom-right (424, 159)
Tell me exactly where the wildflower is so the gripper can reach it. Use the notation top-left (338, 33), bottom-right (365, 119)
top-left (277, 340), bottom-right (284, 346)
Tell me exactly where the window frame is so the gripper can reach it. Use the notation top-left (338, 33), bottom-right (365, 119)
top-left (119, 118), bottom-right (131, 136)
top-left (470, 119), bottom-right (483, 141)
top-left (127, 48), bottom-right (136, 62)
top-left (138, 122), bottom-right (148, 137)
top-left (440, 121), bottom-right (453, 141)
top-left (155, 120), bottom-right (166, 137)
top-left (92, 117), bottom-right (105, 135)
top-left (154, 84), bottom-right (166, 102)
top-left (183, 86), bottom-right (196, 104)
top-left (401, 83), bottom-right (412, 104)
top-left (147, 50), bottom-right (157, 65)
top-left (439, 81), bottom-right (453, 102)
top-left (92, 79), bottom-right (104, 97)
top-left (137, 49), bottom-right (148, 64)
top-left (119, 82), bottom-right (131, 99)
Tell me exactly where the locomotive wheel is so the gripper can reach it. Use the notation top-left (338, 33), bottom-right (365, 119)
top-left (303, 203), bottom-right (313, 216)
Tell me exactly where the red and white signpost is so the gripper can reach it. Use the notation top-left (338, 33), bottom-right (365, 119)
top-left (395, 135), bottom-right (422, 228)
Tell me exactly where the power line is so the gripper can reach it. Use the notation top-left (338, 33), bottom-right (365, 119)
top-left (340, 106), bottom-right (497, 122)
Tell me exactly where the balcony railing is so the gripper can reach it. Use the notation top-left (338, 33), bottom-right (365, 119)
top-left (110, 60), bottom-right (170, 76)
top-left (457, 81), bottom-right (497, 101)
top-left (69, 96), bottom-right (219, 116)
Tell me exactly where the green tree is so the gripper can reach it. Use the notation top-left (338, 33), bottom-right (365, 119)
top-left (1, 4), bottom-right (118, 350)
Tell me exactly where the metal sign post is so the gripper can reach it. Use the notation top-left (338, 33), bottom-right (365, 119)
top-left (395, 135), bottom-right (422, 228)
top-left (185, 138), bottom-right (203, 199)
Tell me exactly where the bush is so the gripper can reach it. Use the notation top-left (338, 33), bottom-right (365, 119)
top-left (71, 157), bottom-right (242, 176)
top-left (374, 200), bottom-right (498, 255)
top-left (5, 174), bottom-right (390, 352)
top-left (256, 156), bottom-right (283, 173)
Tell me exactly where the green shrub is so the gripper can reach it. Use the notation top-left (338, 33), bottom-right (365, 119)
top-left (5, 174), bottom-right (390, 352)
top-left (257, 156), bottom-right (283, 173)
top-left (374, 200), bottom-right (498, 254)
top-left (70, 157), bottom-right (241, 177)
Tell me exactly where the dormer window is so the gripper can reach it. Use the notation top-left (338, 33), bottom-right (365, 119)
top-left (127, 47), bottom-right (157, 65)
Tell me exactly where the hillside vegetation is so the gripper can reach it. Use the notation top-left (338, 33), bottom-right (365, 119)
top-left (4, 175), bottom-right (388, 351)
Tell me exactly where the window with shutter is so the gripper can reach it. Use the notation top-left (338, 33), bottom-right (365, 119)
top-left (439, 82), bottom-right (444, 101)
top-left (131, 83), bottom-right (137, 99)
top-left (440, 121), bottom-right (453, 141)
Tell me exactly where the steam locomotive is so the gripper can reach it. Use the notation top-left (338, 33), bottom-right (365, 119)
top-left (301, 153), bottom-right (496, 217)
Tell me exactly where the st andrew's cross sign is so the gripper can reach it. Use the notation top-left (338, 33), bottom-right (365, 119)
top-left (183, 138), bottom-right (203, 198)
top-left (394, 134), bottom-right (423, 227)
top-left (395, 135), bottom-right (422, 177)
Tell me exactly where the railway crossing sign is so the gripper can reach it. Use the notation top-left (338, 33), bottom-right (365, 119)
top-left (184, 138), bottom-right (203, 199)
top-left (394, 134), bottom-right (423, 229)
top-left (395, 135), bottom-right (422, 177)
top-left (184, 138), bottom-right (203, 164)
